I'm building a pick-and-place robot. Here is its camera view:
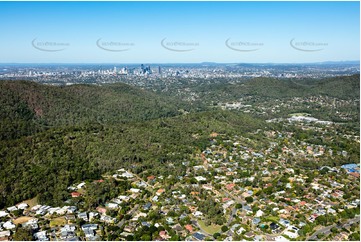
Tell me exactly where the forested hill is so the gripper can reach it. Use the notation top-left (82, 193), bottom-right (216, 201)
top-left (0, 110), bottom-right (264, 207)
top-left (0, 75), bottom-right (359, 208)
top-left (187, 74), bottom-right (360, 103)
top-left (0, 81), bottom-right (192, 140)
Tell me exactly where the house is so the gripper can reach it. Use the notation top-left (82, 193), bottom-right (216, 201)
top-left (192, 232), bottom-right (206, 241)
top-left (279, 218), bottom-right (290, 227)
top-left (166, 217), bottom-right (175, 224)
top-left (124, 225), bottom-right (134, 233)
top-left (96, 207), bottom-right (107, 214)
top-left (156, 189), bottom-right (165, 196)
top-left (67, 206), bottom-right (77, 213)
top-left (31, 204), bottom-right (42, 211)
top-left (142, 221), bottom-right (151, 227)
top-left (255, 210), bottom-right (264, 217)
top-left (0, 211), bottom-right (9, 218)
top-left (283, 230), bottom-right (298, 239)
top-left (147, 175), bottom-right (156, 181)
top-left (0, 231), bottom-right (10, 240)
top-left (34, 231), bottom-right (48, 241)
top-left (100, 215), bottom-right (117, 223)
top-left (192, 211), bottom-right (203, 217)
top-left (185, 224), bottom-right (193, 233)
top-left (64, 215), bottom-right (76, 223)
top-left (83, 228), bottom-right (95, 238)
top-left (194, 176), bottom-right (207, 182)
top-left (118, 195), bottom-right (130, 202)
top-left (129, 188), bottom-right (140, 193)
top-left (71, 192), bottom-right (81, 198)
top-left (244, 232), bottom-right (255, 238)
top-left (23, 219), bottom-right (39, 230)
top-left (270, 222), bottom-right (280, 231)
top-left (106, 203), bottom-right (119, 209)
top-left (131, 212), bottom-right (147, 221)
top-left (6, 206), bottom-right (17, 212)
top-left (76, 182), bottom-right (86, 189)
top-left (89, 212), bottom-right (99, 220)
top-left (143, 202), bottom-right (152, 210)
top-left (137, 181), bottom-right (148, 188)
top-left (252, 218), bottom-right (261, 225)
top-left (202, 184), bottom-right (213, 190)
top-left (226, 183), bottom-right (236, 190)
top-left (236, 227), bottom-right (246, 235)
top-left (2, 221), bottom-right (15, 230)
top-left (60, 226), bottom-right (76, 240)
top-left (62, 224), bottom-right (76, 232)
top-left (119, 171), bottom-right (134, 179)
top-left (87, 235), bottom-right (100, 241)
top-left (47, 207), bottom-right (61, 215)
top-left (243, 205), bottom-right (252, 214)
top-left (16, 203), bottom-right (28, 210)
top-left (275, 236), bottom-right (288, 241)
top-left (159, 231), bottom-right (171, 240)
top-left (77, 212), bottom-right (88, 221)
top-left (82, 224), bottom-right (98, 231)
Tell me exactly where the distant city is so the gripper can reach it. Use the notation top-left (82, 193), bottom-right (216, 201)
top-left (0, 62), bottom-right (359, 86)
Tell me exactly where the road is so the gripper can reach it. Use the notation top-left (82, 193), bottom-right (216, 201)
top-left (307, 216), bottom-right (360, 240)
top-left (116, 204), bottom-right (139, 228)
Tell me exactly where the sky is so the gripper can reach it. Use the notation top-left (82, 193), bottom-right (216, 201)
top-left (0, 1), bottom-right (359, 63)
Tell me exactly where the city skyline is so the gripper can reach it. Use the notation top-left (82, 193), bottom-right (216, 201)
top-left (0, 1), bottom-right (359, 63)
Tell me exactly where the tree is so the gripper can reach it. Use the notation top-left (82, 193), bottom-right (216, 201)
top-left (126, 235), bottom-right (134, 241)
top-left (316, 233), bottom-right (324, 239)
top-left (349, 232), bottom-right (360, 241)
top-left (170, 234), bottom-right (180, 241)
top-left (245, 196), bottom-right (253, 203)
top-left (141, 234), bottom-right (151, 241)
top-left (213, 233), bottom-right (221, 239)
top-left (221, 225), bottom-right (229, 232)
top-left (235, 203), bottom-right (243, 209)
top-left (13, 227), bottom-right (33, 241)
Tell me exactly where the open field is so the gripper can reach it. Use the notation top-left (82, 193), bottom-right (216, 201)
top-left (22, 197), bottom-right (38, 209)
top-left (13, 216), bottom-right (33, 225)
top-left (198, 220), bottom-right (222, 234)
top-left (50, 217), bottom-right (66, 227)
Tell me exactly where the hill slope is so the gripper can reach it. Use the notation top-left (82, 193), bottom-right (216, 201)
top-left (0, 81), bottom-right (189, 140)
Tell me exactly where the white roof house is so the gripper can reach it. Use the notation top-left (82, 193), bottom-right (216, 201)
top-left (3, 221), bottom-right (16, 230)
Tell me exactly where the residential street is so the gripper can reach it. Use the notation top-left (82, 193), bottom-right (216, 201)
top-left (307, 216), bottom-right (360, 240)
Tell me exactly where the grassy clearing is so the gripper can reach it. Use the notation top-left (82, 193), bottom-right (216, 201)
top-left (265, 216), bottom-right (279, 223)
top-left (288, 113), bottom-right (310, 117)
top-left (22, 196), bottom-right (38, 209)
top-left (13, 216), bottom-right (33, 225)
top-left (50, 217), bottom-right (66, 227)
top-left (198, 220), bottom-right (221, 234)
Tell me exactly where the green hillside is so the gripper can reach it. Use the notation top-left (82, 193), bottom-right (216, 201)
top-left (0, 81), bottom-right (191, 140)
top-left (0, 110), bottom-right (264, 207)
top-left (190, 74), bottom-right (360, 103)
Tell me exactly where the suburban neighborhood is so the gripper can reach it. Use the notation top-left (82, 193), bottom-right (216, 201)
top-left (1, 116), bottom-right (359, 241)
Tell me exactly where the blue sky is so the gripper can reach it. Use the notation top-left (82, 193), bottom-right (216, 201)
top-left (0, 1), bottom-right (359, 63)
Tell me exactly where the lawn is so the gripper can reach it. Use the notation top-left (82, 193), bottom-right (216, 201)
top-left (288, 113), bottom-right (310, 117)
top-left (198, 220), bottom-right (221, 234)
top-left (13, 216), bottom-right (33, 225)
top-left (22, 196), bottom-right (38, 209)
top-left (50, 217), bottom-right (66, 227)
top-left (265, 216), bottom-right (279, 223)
